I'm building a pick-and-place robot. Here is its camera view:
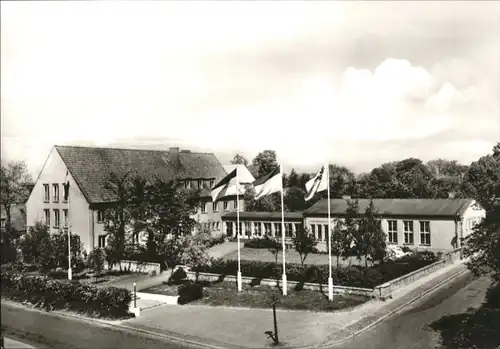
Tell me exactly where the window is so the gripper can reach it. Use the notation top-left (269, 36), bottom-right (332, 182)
top-left (295, 223), bottom-right (302, 233)
top-left (254, 222), bottom-right (262, 236)
top-left (209, 179), bottom-right (215, 188)
top-left (388, 220), bottom-right (398, 244)
top-left (62, 183), bottom-right (68, 202)
top-left (43, 184), bottom-right (50, 202)
top-left (98, 235), bottom-right (107, 248)
top-left (226, 222), bottom-right (233, 236)
top-left (53, 209), bottom-right (60, 228)
top-left (264, 223), bottom-right (272, 236)
top-left (97, 209), bottom-right (106, 223)
top-left (285, 223), bottom-right (293, 238)
top-left (233, 200), bottom-right (238, 210)
top-left (403, 221), bottom-right (414, 244)
top-left (223, 201), bottom-right (229, 211)
top-left (216, 222), bottom-right (220, 230)
top-left (198, 180), bottom-right (203, 188)
top-left (0, 219), bottom-right (5, 228)
top-left (44, 209), bottom-right (50, 226)
top-left (213, 202), bottom-right (218, 212)
top-left (52, 184), bottom-right (60, 202)
top-left (237, 222), bottom-right (243, 236)
top-left (274, 223), bottom-right (282, 237)
top-left (63, 209), bottom-right (68, 227)
top-left (201, 202), bottom-right (207, 213)
top-left (244, 222), bottom-right (252, 236)
top-left (324, 224), bottom-right (329, 241)
top-left (311, 225), bottom-right (316, 239)
top-left (186, 181), bottom-right (191, 189)
top-left (420, 221), bottom-right (431, 246)
top-left (318, 224), bottom-right (323, 241)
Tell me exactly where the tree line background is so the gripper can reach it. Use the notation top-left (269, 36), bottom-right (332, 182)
top-left (239, 142), bottom-right (500, 212)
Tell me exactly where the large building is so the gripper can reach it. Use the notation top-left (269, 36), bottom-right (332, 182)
top-left (0, 184), bottom-right (34, 235)
top-left (26, 145), bottom-right (246, 252)
top-left (222, 198), bottom-right (486, 252)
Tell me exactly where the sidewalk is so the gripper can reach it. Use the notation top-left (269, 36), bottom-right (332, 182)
top-left (116, 260), bottom-right (468, 349)
top-left (3, 337), bottom-right (36, 349)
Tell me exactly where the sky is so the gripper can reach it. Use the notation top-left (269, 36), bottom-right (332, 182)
top-left (2, 1), bottom-right (500, 177)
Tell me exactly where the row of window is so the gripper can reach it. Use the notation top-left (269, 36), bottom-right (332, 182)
top-left (43, 208), bottom-right (68, 228)
top-left (43, 183), bottom-right (68, 203)
top-left (226, 222), bottom-right (300, 238)
top-left (308, 220), bottom-right (431, 246)
top-left (200, 221), bottom-right (221, 231)
top-left (183, 179), bottom-right (216, 190)
top-left (200, 200), bottom-right (237, 213)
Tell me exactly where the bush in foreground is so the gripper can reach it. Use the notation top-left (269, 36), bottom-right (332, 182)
top-left (178, 282), bottom-right (203, 304)
top-left (1, 271), bottom-right (131, 318)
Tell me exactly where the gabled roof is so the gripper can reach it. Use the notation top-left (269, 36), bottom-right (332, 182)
top-left (55, 145), bottom-right (227, 204)
top-left (304, 198), bottom-right (476, 218)
top-left (223, 165), bottom-right (255, 184)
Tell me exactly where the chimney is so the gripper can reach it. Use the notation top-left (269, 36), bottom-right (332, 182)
top-left (448, 192), bottom-right (456, 199)
top-left (342, 195), bottom-right (351, 199)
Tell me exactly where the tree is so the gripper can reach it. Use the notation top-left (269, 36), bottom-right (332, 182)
top-left (292, 227), bottom-right (317, 266)
top-left (102, 171), bottom-right (134, 269)
top-left (267, 236), bottom-right (283, 270)
top-left (87, 248), bottom-right (105, 275)
top-left (230, 154), bottom-right (249, 166)
top-left (330, 221), bottom-right (352, 267)
top-left (19, 221), bottom-right (50, 265)
top-left (463, 202), bottom-right (500, 281)
top-left (464, 151), bottom-right (500, 210)
top-left (251, 150), bottom-right (278, 177)
top-left (284, 187), bottom-right (307, 212)
top-left (243, 185), bottom-right (279, 212)
top-left (0, 161), bottom-right (32, 234)
top-left (329, 165), bottom-right (357, 198)
top-left (180, 235), bottom-right (211, 281)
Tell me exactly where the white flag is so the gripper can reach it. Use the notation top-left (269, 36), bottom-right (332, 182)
top-left (304, 165), bottom-right (328, 201)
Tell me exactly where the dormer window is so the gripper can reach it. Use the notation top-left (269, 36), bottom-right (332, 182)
top-left (198, 180), bottom-right (203, 188)
top-left (185, 181), bottom-right (191, 189)
top-left (210, 179), bottom-right (215, 188)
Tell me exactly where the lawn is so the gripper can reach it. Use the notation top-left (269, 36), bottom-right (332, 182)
top-left (222, 247), bottom-right (371, 267)
top-left (142, 281), bottom-right (369, 312)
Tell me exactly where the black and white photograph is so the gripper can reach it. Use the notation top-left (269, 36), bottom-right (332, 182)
top-left (1, 1), bottom-right (499, 348)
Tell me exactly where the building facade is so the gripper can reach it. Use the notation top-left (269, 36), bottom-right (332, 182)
top-left (26, 145), bottom-right (247, 252)
top-left (221, 198), bottom-right (486, 253)
top-left (304, 198), bottom-right (486, 252)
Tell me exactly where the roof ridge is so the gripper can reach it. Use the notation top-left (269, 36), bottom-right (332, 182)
top-left (54, 144), bottom-right (217, 156)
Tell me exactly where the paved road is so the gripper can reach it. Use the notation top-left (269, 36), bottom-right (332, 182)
top-left (338, 271), bottom-right (493, 349)
top-left (1, 303), bottom-right (203, 349)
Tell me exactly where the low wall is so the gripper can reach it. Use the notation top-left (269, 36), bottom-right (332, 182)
top-left (105, 260), bottom-right (161, 276)
top-left (185, 271), bottom-right (374, 297)
top-left (184, 248), bottom-right (464, 300)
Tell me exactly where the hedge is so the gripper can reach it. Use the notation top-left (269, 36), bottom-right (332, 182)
top-left (193, 251), bottom-right (439, 289)
top-left (1, 271), bottom-right (132, 318)
top-left (178, 282), bottom-right (203, 305)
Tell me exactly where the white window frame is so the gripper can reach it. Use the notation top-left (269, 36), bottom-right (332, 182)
top-left (254, 222), bottom-right (262, 236)
top-left (244, 222), bottom-right (252, 236)
top-left (53, 209), bottom-right (60, 228)
top-left (63, 209), bottom-right (69, 227)
top-left (223, 201), bottom-right (229, 211)
top-left (43, 184), bottom-right (50, 202)
top-left (213, 202), bottom-right (218, 212)
top-left (419, 221), bottom-right (431, 246)
top-left (274, 223), bottom-right (282, 237)
top-left (388, 220), bottom-right (398, 244)
top-left (233, 199), bottom-right (237, 210)
top-left (264, 223), bottom-right (272, 236)
top-left (97, 209), bottom-right (106, 223)
top-left (317, 224), bottom-right (323, 241)
top-left (285, 223), bottom-right (293, 238)
top-left (98, 235), bottom-right (107, 248)
top-left (52, 184), bottom-right (59, 203)
top-left (403, 220), bottom-right (414, 244)
top-left (201, 202), bottom-right (207, 214)
top-left (44, 209), bottom-right (50, 226)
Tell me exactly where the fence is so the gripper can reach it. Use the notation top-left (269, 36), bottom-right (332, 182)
top-left (105, 260), bottom-right (161, 276)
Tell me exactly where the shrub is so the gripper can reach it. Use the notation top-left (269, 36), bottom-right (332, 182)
top-left (177, 282), bottom-right (203, 305)
top-left (87, 248), bottom-right (105, 275)
top-left (193, 252), bottom-right (439, 288)
top-left (244, 237), bottom-right (281, 249)
top-left (1, 271), bottom-right (131, 318)
top-left (401, 246), bottom-right (413, 253)
top-left (170, 267), bottom-right (187, 285)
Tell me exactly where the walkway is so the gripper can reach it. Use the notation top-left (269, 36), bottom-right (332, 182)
top-left (117, 261), bottom-right (468, 349)
top-left (207, 242), bottom-right (239, 259)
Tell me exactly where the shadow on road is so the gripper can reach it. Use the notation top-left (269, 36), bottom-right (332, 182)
top-left (430, 281), bottom-right (500, 349)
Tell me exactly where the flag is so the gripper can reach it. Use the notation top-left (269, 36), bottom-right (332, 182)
top-left (211, 168), bottom-right (238, 202)
top-left (304, 165), bottom-right (328, 201)
top-left (63, 171), bottom-right (70, 202)
top-left (253, 165), bottom-right (282, 200)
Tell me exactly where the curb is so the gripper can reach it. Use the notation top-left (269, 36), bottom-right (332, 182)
top-left (1, 301), bottom-right (229, 349)
top-left (319, 266), bottom-right (469, 348)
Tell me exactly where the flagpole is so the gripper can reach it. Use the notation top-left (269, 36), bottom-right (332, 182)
top-left (236, 168), bottom-right (242, 292)
top-left (67, 179), bottom-right (72, 281)
top-left (327, 163), bottom-right (333, 301)
top-left (280, 164), bottom-right (287, 296)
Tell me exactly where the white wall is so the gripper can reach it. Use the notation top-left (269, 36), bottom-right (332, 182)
top-left (26, 147), bottom-right (92, 253)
